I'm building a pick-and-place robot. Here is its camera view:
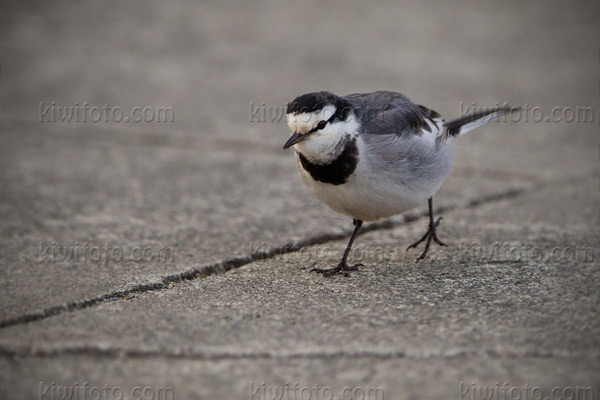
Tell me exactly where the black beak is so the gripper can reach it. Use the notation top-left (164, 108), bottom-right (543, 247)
top-left (282, 132), bottom-right (306, 149)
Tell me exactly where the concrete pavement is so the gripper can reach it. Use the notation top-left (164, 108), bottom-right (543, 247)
top-left (1, 0), bottom-right (599, 398)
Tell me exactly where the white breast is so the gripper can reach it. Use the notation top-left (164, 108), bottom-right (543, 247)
top-left (295, 133), bottom-right (454, 221)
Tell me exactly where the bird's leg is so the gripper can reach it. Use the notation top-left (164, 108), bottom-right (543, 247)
top-left (406, 197), bottom-right (447, 261)
top-left (312, 219), bottom-right (364, 276)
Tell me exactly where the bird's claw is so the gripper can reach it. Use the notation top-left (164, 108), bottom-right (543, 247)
top-left (406, 217), bottom-right (447, 261)
top-left (311, 262), bottom-right (364, 277)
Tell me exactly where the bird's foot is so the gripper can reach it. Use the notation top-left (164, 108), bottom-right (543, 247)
top-left (311, 261), bottom-right (364, 277)
top-left (406, 217), bottom-right (447, 261)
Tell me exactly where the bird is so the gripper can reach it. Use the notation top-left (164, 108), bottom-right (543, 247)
top-left (283, 90), bottom-right (514, 276)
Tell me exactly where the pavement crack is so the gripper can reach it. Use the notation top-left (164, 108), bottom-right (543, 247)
top-left (0, 184), bottom-right (534, 330)
top-left (1, 344), bottom-right (596, 361)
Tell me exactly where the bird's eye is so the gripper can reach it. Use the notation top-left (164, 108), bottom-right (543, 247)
top-left (316, 120), bottom-right (327, 130)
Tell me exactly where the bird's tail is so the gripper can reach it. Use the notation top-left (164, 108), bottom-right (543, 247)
top-left (445, 106), bottom-right (515, 137)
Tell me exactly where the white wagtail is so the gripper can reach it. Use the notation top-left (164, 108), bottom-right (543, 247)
top-left (283, 91), bottom-right (513, 276)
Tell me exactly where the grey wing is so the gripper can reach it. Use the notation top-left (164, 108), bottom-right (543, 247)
top-left (360, 121), bottom-right (454, 200)
top-left (344, 91), bottom-right (444, 138)
top-left (352, 93), bottom-right (452, 197)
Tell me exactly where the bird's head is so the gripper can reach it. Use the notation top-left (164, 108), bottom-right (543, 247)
top-left (283, 91), bottom-right (359, 163)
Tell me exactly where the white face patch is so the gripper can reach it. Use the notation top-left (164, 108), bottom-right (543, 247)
top-left (286, 104), bottom-right (336, 134)
top-left (293, 113), bottom-right (361, 164)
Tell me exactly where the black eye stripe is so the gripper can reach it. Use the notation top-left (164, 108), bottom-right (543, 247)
top-left (307, 120), bottom-right (327, 134)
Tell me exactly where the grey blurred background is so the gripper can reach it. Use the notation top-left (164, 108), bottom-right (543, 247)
top-left (0, 0), bottom-right (599, 399)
